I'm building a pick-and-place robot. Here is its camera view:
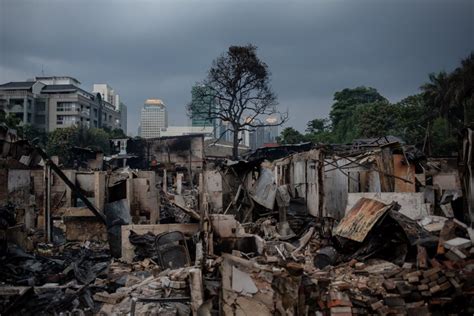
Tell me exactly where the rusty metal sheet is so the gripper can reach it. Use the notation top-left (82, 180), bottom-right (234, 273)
top-left (334, 197), bottom-right (391, 242)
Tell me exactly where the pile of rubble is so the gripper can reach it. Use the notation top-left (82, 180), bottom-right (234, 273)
top-left (1, 197), bottom-right (473, 315)
top-left (0, 128), bottom-right (473, 314)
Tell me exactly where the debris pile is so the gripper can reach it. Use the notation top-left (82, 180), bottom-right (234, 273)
top-left (304, 259), bottom-right (471, 315)
top-left (0, 130), bottom-right (473, 314)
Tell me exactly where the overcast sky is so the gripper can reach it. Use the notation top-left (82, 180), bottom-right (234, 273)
top-left (1, 0), bottom-right (472, 135)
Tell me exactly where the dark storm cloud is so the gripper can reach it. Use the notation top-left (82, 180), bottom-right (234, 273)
top-left (1, 0), bottom-right (472, 134)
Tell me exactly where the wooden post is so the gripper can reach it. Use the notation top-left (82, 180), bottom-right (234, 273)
top-left (44, 163), bottom-right (52, 243)
top-left (176, 173), bottom-right (183, 195)
top-left (163, 169), bottom-right (167, 192)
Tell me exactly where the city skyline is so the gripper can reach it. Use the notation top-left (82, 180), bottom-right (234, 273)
top-left (1, 0), bottom-right (472, 135)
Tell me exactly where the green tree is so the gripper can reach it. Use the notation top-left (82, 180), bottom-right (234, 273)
top-left (329, 86), bottom-right (387, 142)
top-left (431, 117), bottom-right (458, 156)
top-left (353, 101), bottom-right (395, 138)
top-left (421, 72), bottom-right (452, 119)
top-left (306, 118), bottom-right (330, 134)
top-left (277, 127), bottom-right (305, 144)
top-left (390, 94), bottom-right (428, 148)
top-left (102, 126), bottom-right (127, 138)
top-left (46, 126), bottom-right (80, 163)
top-left (305, 118), bottom-right (334, 143)
top-left (0, 110), bottom-right (21, 129)
top-left (46, 126), bottom-right (113, 165)
top-left (78, 127), bottom-right (111, 154)
top-left (19, 124), bottom-right (48, 147)
top-left (450, 52), bottom-right (474, 125)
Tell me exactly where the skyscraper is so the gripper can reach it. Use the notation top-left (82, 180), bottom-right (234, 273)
top-left (139, 99), bottom-right (168, 138)
top-left (119, 102), bottom-right (128, 134)
top-left (189, 85), bottom-right (219, 137)
top-left (249, 116), bottom-right (279, 150)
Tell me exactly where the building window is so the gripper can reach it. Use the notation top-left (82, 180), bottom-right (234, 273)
top-left (57, 102), bottom-right (80, 112)
top-left (57, 115), bottom-right (78, 126)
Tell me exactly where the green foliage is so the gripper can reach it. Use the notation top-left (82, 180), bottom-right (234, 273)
top-left (449, 52), bottom-right (474, 125)
top-left (305, 118), bottom-right (334, 143)
top-left (79, 127), bottom-right (111, 154)
top-left (19, 124), bottom-right (48, 147)
top-left (329, 86), bottom-right (387, 142)
top-left (306, 118), bottom-right (330, 134)
top-left (418, 52), bottom-right (474, 154)
top-left (0, 110), bottom-right (21, 129)
top-left (390, 94), bottom-right (428, 148)
top-left (277, 127), bottom-right (305, 144)
top-left (353, 101), bottom-right (395, 138)
top-left (420, 72), bottom-right (451, 119)
top-left (102, 126), bottom-right (127, 138)
top-left (0, 110), bottom-right (48, 146)
top-left (46, 126), bottom-right (119, 165)
top-left (46, 126), bottom-right (80, 164)
top-left (431, 117), bottom-right (458, 156)
top-left (282, 52), bottom-right (473, 156)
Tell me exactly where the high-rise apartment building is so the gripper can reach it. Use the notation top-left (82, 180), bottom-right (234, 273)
top-left (0, 76), bottom-right (123, 132)
top-left (139, 99), bottom-right (168, 138)
top-left (93, 84), bottom-right (120, 110)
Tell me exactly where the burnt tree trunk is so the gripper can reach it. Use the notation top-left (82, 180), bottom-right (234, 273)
top-left (232, 126), bottom-right (239, 160)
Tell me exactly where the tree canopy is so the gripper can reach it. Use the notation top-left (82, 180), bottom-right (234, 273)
top-left (329, 86), bottom-right (388, 142)
top-left (276, 50), bottom-right (473, 156)
top-left (277, 127), bottom-right (305, 144)
top-left (188, 44), bottom-right (288, 159)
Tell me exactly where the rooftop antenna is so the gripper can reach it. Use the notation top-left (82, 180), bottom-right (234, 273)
top-left (41, 64), bottom-right (45, 76)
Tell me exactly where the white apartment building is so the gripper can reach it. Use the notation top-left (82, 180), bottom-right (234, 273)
top-left (0, 76), bottom-right (123, 132)
top-left (139, 99), bottom-right (168, 138)
top-left (93, 83), bottom-right (128, 133)
top-left (93, 84), bottom-right (120, 110)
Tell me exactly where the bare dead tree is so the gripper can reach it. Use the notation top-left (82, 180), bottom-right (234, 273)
top-left (187, 44), bottom-right (288, 159)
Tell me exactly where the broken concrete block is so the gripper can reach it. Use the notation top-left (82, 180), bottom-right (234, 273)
top-left (445, 248), bottom-right (467, 261)
top-left (232, 266), bottom-right (258, 295)
top-left (467, 227), bottom-right (474, 244)
top-left (330, 306), bottom-right (352, 316)
top-left (444, 237), bottom-right (471, 250)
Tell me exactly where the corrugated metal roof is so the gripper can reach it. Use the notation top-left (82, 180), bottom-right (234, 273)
top-left (334, 197), bottom-right (393, 242)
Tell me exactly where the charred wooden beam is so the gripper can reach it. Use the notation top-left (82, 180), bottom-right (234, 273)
top-left (35, 145), bottom-right (107, 225)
